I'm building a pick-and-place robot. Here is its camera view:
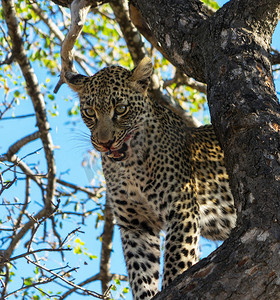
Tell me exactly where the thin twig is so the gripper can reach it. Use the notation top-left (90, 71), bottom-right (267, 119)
top-left (56, 178), bottom-right (103, 198)
top-left (25, 256), bottom-right (107, 299)
top-left (4, 276), bottom-right (56, 299)
top-left (3, 247), bottom-right (71, 264)
top-left (0, 113), bottom-right (36, 121)
top-left (12, 176), bottom-right (30, 234)
top-left (26, 200), bottom-right (60, 253)
top-left (60, 227), bottom-right (84, 247)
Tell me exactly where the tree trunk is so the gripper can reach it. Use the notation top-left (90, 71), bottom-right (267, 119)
top-left (130, 0), bottom-right (280, 298)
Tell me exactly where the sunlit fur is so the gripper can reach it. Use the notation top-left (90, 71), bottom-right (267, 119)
top-left (66, 58), bottom-right (236, 300)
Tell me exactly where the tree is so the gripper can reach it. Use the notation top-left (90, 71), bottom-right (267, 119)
top-left (0, 0), bottom-right (279, 299)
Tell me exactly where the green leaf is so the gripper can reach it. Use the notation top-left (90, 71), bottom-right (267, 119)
top-left (74, 245), bottom-right (82, 254)
top-left (14, 90), bottom-right (20, 97)
top-left (48, 94), bottom-right (55, 100)
top-left (122, 287), bottom-right (129, 294)
top-left (88, 254), bottom-right (98, 260)
top-left (75, 238), bottom-right (85, 245)
top-left (24, 277), bottom-right (33, 286)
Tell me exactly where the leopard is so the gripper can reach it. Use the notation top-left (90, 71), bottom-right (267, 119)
top-left (65, 57), bottom-right (236, 300)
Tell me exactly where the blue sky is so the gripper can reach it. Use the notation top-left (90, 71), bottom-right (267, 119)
top-left (0, 0), bottom-right (279, 299)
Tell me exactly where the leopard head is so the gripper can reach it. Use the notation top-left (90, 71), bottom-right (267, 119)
top-left (66, 57), bottom-right (153, 161)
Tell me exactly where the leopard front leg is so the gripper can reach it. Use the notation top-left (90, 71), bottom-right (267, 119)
top-left (120, 226), bottom-right (161, 300)
top-left (162, 194), bottom-right (200, 288)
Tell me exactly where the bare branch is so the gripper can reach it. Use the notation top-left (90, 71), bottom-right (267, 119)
top-left (59, 272), bottom-right (128, 300)
top-left (4, 276), bottom-right (56, 299)
top-left (12, 176), bottom-right (30, 233)
top-left (5, 247), bottom-right (71, 264)
top-left (2, 154), bottom-right (44, 189)
top-left (110, 0), bottom-right (146, 65)
top-left (0, 171), bottom-right (17, 196)
top-left (54, 0), bottom-right (92, 93)
top-left (0, 113), bottom-right (36, 120)
top-left (59, 273), bottom-right (101, 299)
top-left (0, 98), bottom-right (16, 120)
top-left (0, 207), bottom-right (47, 272)
top-left (0, 131), bottom-right (40, 162)
top-left (0, 264), bottom-right (9, 299)
top-left (25, 256), bottom-right (108, 299)
top-left (56, 178), bottom-right (103, 198)
top-left (29, 1), bottom-right (65, 42)
top-left (60, 227), bottom-right (84, 246)
top-left (26, 200), bottom-right (60, 253)
top-left (163, 69), bottom-right (207, 94)
top-left (100, 200), bottom-right (114, 294)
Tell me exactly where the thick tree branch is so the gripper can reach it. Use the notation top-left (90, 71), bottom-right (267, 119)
top-left (130, 0), bottom-right (210, 82)
top-left (131, 0), bottom-right (280, 83)
top-left (0, 131), bottom-right (40, 162)
top-left (110, 0), bottom-right (146, 65)
top-left (100, 200), bottom-right (114, 294)
top-left (30, 1), bottom-right (93, 76)
top-left (54, 0), bottom-right (92, 93)
top-left (143, 0), bottom-right (280, 298)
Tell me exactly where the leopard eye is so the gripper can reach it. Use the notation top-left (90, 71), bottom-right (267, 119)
top-left (115, 104), bottom-right (128, 115)
top-left (83, 108), bottom-right (95, 118)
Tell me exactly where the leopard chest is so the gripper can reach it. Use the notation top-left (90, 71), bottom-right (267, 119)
top-left (101, 152), bottom-right (180, 231)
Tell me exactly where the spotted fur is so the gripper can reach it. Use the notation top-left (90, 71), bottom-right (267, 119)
top-left (66, 57), bottom-right (236, 300)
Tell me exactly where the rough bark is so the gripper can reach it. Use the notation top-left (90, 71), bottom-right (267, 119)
top-left (128, 0), bottom-right (280, 299)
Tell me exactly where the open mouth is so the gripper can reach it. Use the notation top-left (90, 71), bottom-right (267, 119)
top-left (105, 142), bottom-right (128, 161)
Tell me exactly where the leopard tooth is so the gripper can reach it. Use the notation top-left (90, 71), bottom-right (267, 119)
top-left (107, 152), bottom-right (115, 158)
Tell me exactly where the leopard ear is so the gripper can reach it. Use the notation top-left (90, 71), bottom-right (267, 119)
top-left (129, 57), bottom-right (153, 94)
top-left (65, 71), bottom-right (89, 93)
